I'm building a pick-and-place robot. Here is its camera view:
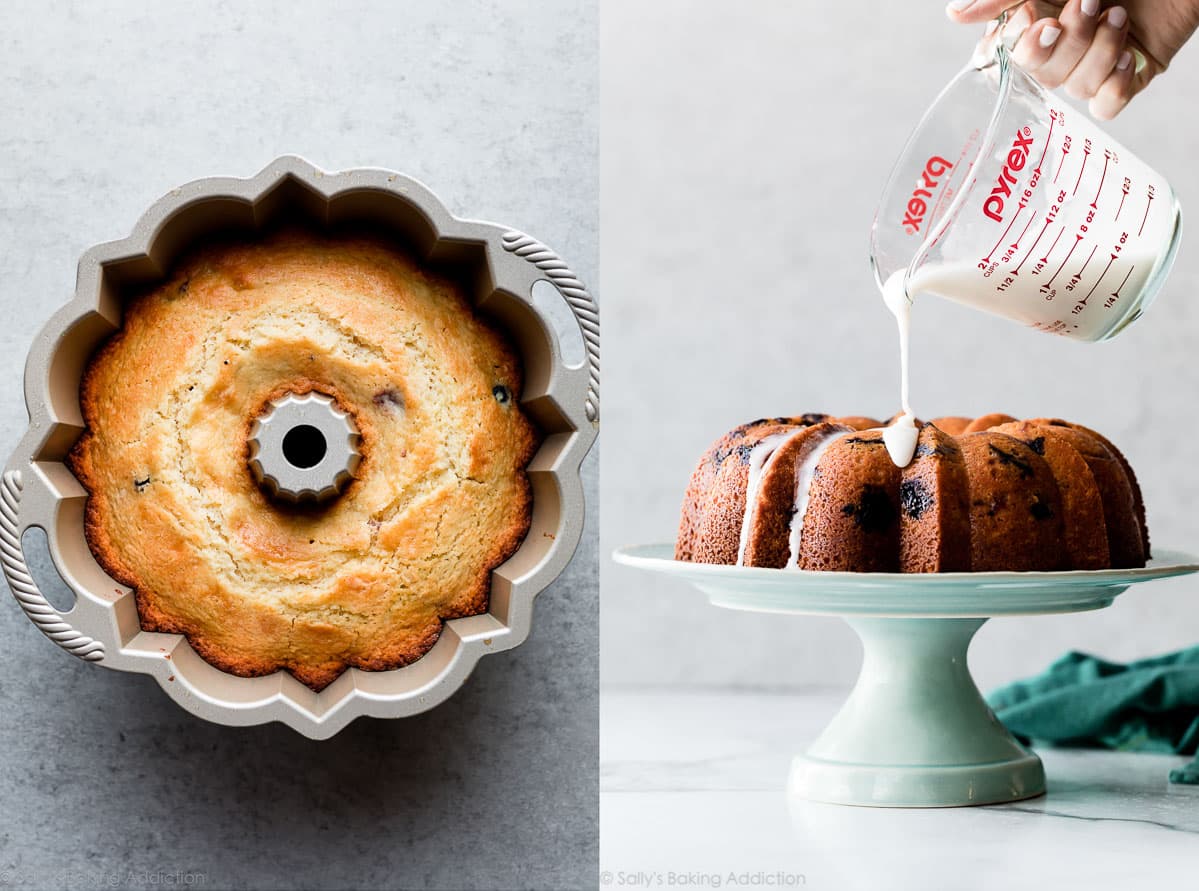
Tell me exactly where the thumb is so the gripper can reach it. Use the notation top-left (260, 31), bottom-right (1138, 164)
top-left (945, 0), bottom-right (1027, 24)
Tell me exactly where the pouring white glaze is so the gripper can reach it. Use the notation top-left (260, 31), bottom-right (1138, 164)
top-left (881, 269), bottom-right (919, 467)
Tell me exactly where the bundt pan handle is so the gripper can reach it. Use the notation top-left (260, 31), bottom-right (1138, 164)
top-left (0, 466), bottom-right (106, 662)
top-left (3, 156), bottom-right (598, 738)
top-left (499, 230), bottom-right (599, 423)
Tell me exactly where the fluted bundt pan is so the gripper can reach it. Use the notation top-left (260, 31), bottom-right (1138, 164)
top-left (2, 156), bottom-right (599, 738)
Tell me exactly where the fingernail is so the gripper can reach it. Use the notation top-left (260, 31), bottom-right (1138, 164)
top-left (1117, 50), bottom-right (1133, 70)
top-left (1133, 48), bottom-right (1148, 72)
top-left (1007, 5), bottom-right (1033, 37)
top-left (1082, 0), bottom-right (1100, 16)
top-left (1039, 25), bottom-right (1063, 47)
top-left (1108, 6), bottom-right (1128, 28)
top-left (946, 0), bottom-right (976, 11)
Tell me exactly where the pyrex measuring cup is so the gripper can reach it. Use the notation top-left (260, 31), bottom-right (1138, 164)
top-left (871, 24), bottom-right (1182, 341)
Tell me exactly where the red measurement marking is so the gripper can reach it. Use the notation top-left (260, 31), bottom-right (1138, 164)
top-left (1073, 145), bottom-right (1090, 196)
top-left (1139, 192), bottom-right (1154, 236)
top-left (985, 204), bottom-right (1025, 261)
top-left (1081, 254), bottom-right (1117, 306)
top-left (1016, 217), bottom-right (1052, 273)
top-left (1111, 265), bottom-right (1135, 299)
top-left (1048, 234), bottom-right (1082, 285)
top-left (1015, 213), bottom-right (1036, 243)
top-left (1053, 147), bottom-right (1069, 183)
top-left (1090, 153), bottom-right (1109, 209)
top-left (1035, 112), bottom-right (1056, 174)
top-left (1075, 244), bottom-right (1098, 279)
top-left (1041, 226), bottom-right (1066, 263)
top-left (1116, 190), bottom-right (1127, 221)
top-left (1009, 213), bottom-right (1040, 273)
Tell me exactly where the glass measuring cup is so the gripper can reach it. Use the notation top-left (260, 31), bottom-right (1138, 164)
top-left (871, 22), bottom-right (1182, 341)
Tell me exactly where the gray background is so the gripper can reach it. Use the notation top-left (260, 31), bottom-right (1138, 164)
top-left (601, 0), bottom-right (1199, 692)
top-left (0, 2), bottom-right (597, 890)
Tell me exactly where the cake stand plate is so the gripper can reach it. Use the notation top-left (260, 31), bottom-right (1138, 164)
top-left (613, 544), bottom-right (1199, 808)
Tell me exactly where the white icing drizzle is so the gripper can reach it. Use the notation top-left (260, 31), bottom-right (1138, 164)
top-left (881, 269), bottom-right (919, 467)
top-left (784, 426), bottom-right (855, 570)
top-left (883, 416), bottom-right (919, 467)
top-left (735, 431), bottom-right (800, 566)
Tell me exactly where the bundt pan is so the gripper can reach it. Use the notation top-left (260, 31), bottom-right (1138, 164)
top-left (2, 156), bottom-right (599, 738)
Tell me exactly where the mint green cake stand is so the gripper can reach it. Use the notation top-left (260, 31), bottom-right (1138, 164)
top-left (613, 544), bottom-right (1199, 808)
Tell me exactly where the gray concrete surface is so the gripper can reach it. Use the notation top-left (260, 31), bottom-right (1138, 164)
top-left (0, 2), bottom-right (597, 889)
top-left (601, 0), bottom-right (1199, 692)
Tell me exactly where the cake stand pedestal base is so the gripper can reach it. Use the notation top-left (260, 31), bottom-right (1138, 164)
top-left (789, 617), bottom-right (1043, 807)
top-left (612, 544), bottom-right (1199, 809)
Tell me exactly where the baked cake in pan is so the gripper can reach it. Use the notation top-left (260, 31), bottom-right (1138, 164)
top-left (69, 230), bottom-right (539, 690)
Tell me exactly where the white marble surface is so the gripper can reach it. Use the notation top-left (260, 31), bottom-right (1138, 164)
top-left (602, 688), bottom-right (1199, 890)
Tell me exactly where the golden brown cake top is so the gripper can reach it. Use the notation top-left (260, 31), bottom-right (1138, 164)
top-left (70, 230), bottom-right (539, 690)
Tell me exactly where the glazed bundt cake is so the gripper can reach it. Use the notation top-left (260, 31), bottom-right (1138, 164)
top-left (69, 230), bottom-right (539, 690)
top-left (676, 414), bottom-right (1148, 573)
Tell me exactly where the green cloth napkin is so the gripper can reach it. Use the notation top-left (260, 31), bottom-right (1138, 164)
top-left (987, 648), bottom-right (1199, 784)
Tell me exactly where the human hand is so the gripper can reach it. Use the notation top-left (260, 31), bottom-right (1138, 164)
top-left (946, 0), bottom-right (1199, 119)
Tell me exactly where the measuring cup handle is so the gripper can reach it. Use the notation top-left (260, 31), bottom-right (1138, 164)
top-left (0, 469), bottom-right (105, 662)
top-left (501, 230), bottom-right (600, 424)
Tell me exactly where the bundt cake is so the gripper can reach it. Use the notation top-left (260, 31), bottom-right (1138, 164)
top-left (676, 414), bottom-right (1148, 573)
top-left (69, 230), bottom-right (539, 690)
